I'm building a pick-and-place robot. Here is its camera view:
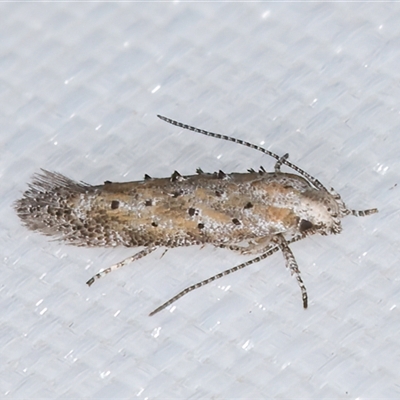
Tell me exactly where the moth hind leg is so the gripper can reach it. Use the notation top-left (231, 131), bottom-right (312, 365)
top-left (275, 234), bottom-right (308, 308)
top-left (86, 246), bottom-right (158, 286)
top-left (148, 234), bottom-right (310, 316)
top-left (148, 243), bottom-right (284, 316)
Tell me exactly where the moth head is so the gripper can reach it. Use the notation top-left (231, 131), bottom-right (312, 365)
top-left (299, 189), bottom-right (343, 235)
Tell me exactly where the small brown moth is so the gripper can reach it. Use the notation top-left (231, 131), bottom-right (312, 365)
top-left (15, 115), bottom-right (378, 315)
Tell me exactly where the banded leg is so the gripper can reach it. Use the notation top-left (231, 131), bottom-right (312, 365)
top-left (274, 153), bottom-right (289, 173)
top-left (86, 246), bottom-right (157, 286)
top-left (149, 245), bottom-right (280, 316)
top-left (149, 235), bottom-right (305, 316)
top-left (274, 234), bottom-right (308, 308)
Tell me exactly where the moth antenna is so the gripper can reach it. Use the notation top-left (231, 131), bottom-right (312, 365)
top-left (157, 115), bottom-right (327, 192)
top-left (350, 208), bottom-right (378, 217)
top-left (328, 187), bottom-right (378, 218)
top-left (148, 234), bottom-right (305, 316)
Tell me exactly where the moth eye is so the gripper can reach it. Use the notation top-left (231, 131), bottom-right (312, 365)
top-left (299, 219), bottom-right (313, 232)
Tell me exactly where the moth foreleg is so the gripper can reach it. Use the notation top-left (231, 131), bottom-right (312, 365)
top-left (275, 234), bottom-right (308, 308)
top-left (86, 246), bottom-right (158, 286)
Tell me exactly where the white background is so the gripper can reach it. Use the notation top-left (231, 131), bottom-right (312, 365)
top-left (1, 3), bottom-right (399, 398)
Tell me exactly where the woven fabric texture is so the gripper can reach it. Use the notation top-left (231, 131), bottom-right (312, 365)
top-left (1, 3), bottom-right (399, 398)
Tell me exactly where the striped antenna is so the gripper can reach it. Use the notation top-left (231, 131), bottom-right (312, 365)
top-left (157, 115), bottom-right (327, 192)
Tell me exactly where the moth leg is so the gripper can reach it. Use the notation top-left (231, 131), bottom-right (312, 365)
top-left (149, 244), bottom-right (282, 316)
top-left (224, 236), bottom-right (273, 255)
top-left (86, 246), bottom-right (158, 286)
top-left (148, 234), bottom-right (308, 316)
top-left (274, 153), bottom-right (289, 173)
top-left (274, 234), bottom-right (308, 308)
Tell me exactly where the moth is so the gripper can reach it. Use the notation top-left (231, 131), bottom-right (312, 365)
top-left (15, 115), bottom-right (378, 315)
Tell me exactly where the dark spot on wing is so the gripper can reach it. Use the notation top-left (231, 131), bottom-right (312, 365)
top-left (172, 190), bottom-right (182, 198)
top-left (299, 219), bottom-right (313, 232)
top-left (244, 202), bottom-right (253, 209)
